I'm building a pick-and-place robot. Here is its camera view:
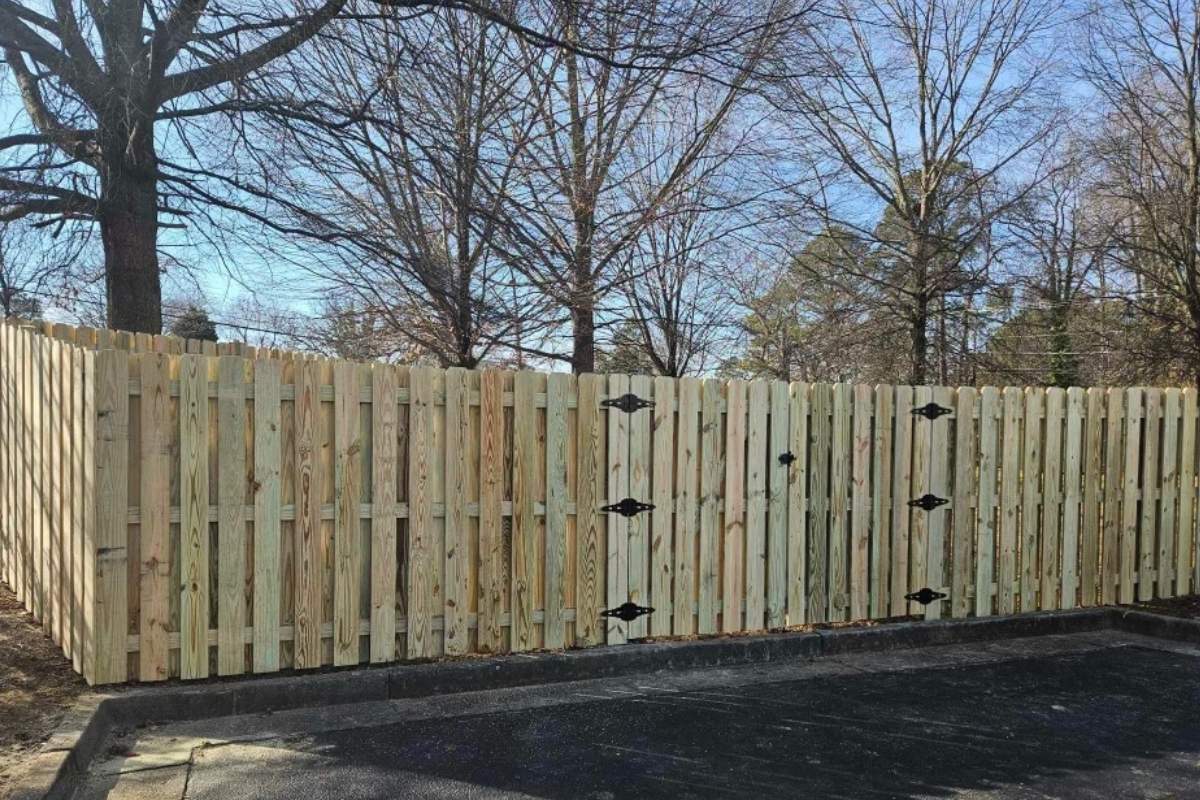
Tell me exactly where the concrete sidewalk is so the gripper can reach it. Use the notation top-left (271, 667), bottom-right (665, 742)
top-left (76, 629), bottom-right (1200, 799)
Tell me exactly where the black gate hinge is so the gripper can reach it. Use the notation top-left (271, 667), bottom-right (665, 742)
top-left (905, 587), bottom-right (947, 605)
top-left (602, 393), bottom-right (654, 413)
top-left (912, 402), bottom-right (954, 420)
top-left (602, 497), bottom-right (655, 517)
top-left (908, 494), bottom-right (948, 511)
top-left (601, 602), bottom-right (654, 622)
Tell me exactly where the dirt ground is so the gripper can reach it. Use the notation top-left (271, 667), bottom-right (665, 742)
top-left (1134, 592), bottom-right (1200, 618)
top-left (0, 585), bottom-right (87, 799)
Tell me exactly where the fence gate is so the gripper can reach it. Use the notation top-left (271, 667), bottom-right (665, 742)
top-left (602, 374), bottom-right (657, 643)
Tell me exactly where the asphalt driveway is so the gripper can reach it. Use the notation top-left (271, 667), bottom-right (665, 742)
top-left (80, 632), bottom-right (1200, 799)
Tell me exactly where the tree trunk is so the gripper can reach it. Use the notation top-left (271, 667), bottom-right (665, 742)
top-left (909, 306), bottom-right (927, 385)
top-left (572, 294), bottom-right (596, 373)
top-left (99, 119), bottom-right (162, 334)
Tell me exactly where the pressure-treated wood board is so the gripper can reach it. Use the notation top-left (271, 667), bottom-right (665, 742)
top-left (544, 372), bottom-right (570, 649)
top-left (651, 376), bottom-right (676, 637)
top-left (698, 379), bottom-right (722, 634)
top-left (218, 357), bottom-right (248, 675)
top-left (293, 359), bottom-right (323, 669)
top-left (767, 381), bottom-right (790, 628)
top-left (870, 385), bottom-right (893, 620)
top-left (406, 367), bottom-right (436, 658)
top-left (952, 387), bottom-right (977, 619)
top-left (850, 385), bottom-right (871, 621)
top-left (574, 374), bottom-right (604, 647)
top-left (1120, 388), bottom-right (1142, 605)
top-left (908, 387), bottom-right (932, 617)
top-left (998, 387), bottom-right (1022, 616)
top-left (1179, 389), bottom-right (1197, 596)
top-left (1158, 389), bottom-right (1180, 600)
top-left (1020, 389), bottom-right (1043, 612)
top-left (890, 387), bottom-right (913, 617)
top-left (1040, 388), bottom-right (1064, 611)
top-left (627, 374), bottom-right (652, 639)
top-left (745, 380), bottom-right (769, 630)
top-left (443, 367), bottom-right (471, 655)
top-left (179, 354), bottom-right (210, 680)
top-left (333, 362), bottom-right (362, 667)
top-left (1139, 389), bottom-right (1161, 602)
top-left (674, 378), bottom-right (700, 636)
top-left (253, 359), bottom-right (283, 672)
top-left (829, 383), bottom-right (851, 622)
top-left (808, 383), bottom-right (831, 623)
top-left (924, 386), bottom-right (951, 621)
top-left (1080, 388), bottom-right (1103, 607)
top-left (478, 370), bottom-right (507, 652)
top-left (138, 353), bottom-right (171, 681)
top-left (787, 382), bottom-right (809, 625)
top-left (605, 374), bottom-right (631, 643)
top-left (1102, 389), bottom-right (1124, 605)
top-left (976, 388), bottom-right (1000, 617)
top-left (1062, 388), bottom-right (1084, 610)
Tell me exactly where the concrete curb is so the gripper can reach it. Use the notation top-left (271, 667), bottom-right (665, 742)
top-left (18, 605), bottom-right (1195, 799)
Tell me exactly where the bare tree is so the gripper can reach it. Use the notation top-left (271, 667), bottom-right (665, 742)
top-left (1081, 0), bottom-right (1200, 385)
top-left (775, 0), bottom-right (1062, 384)
top-left (263, 6), bottom-right (552, 367)
top-left (495, 0), bottom-right (800, 372)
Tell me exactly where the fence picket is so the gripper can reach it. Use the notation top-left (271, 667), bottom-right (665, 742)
top-left (889, 387), bottom-right (913, 617)
top-left (745, 380), bottom-right (769, 629)
top-left (628, 374), bottom-right (652, 639)
top-left (1040, 388), bottom-right (1064, 610)
top-left (809, 383), bottom-right (830, 623)
top-left (575, 374), bottom-right (604, 646)
top-left (254, 359), bottom-right (283, 672)
top-left (293, 358), bottom-right (322, 668)
top-left (544, 372), bottom-right (570, 649)
top-left (1158, 389), bottom-right (1180, 599)
top-left (1063, 388), bottom-right (1084, 609)
top-left (179, 354), bottom-right (210, 680)
top-left (139, 353), bottom-right (171, 681)
top-left (333, 362), bottom-right (362, 667)
top-left (767, 381), bottom-right (790, 628)
top-left (870, 385), bottom-right (893, 619)
top-left (606, 374), bottom-right (631, 644)
top-left (674, 378), bottom-right (700, 635)
top-left (698, 378), bottom-right (722, 634)
top-left (1081, 388), bottom-right (1104, 606)
top-left (1103, 389), bottom-right (1125, 605)
top-left (909, 386), bottom-right (932, 616)
top-left (406, 367), bottom-right (435, 658)
top-left (478, 369), bottom-right (506, 652)
top-left (1138, 389), bottom-right (1160, 601)
top-left (850, 385), bottom-right (871, 621)
top-left (1179, 389), bottom-right (1197, 596)
top-left (952, 388), bottom-right (977, 619)
top-left (788, 382), bottom-right (809, 624)
top-left (444, 367), bottom-right (471, 655)
top-left (651, 375), bottom-right (676, 637)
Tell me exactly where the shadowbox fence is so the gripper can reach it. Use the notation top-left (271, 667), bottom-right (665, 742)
top-left (1, 318), bottom-right (1198, 685)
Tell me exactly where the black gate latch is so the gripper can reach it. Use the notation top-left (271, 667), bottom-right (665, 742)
top-left (912, 402), bottom-right (954, 420)
top-left (908, 494), bottom-right (948, 511)
top-left (905, 587), bottom-right (947, 605)
top-left (601, 602), bottom-right (654, 622)
top-left (779, 451), bottom-right (797, 466)
top-left (602, 497), bottom-right (655, 517)
top-left (602, 393), bottom-right (654, 413)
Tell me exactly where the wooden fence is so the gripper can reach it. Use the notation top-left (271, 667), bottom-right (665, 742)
top-left (1, 318), bottom-right (1197, 685)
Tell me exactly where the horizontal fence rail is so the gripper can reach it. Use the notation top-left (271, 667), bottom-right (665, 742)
top-left (1, 319), bottom-right (1198, 684)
